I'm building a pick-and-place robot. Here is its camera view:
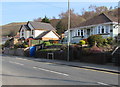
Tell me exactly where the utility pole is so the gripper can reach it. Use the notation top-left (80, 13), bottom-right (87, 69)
top-left (67, 0), bottom-right (70, 61)
top-left (118, 1), bottom-right (120, 24)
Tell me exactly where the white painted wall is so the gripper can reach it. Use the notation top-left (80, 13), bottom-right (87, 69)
top-left (113, 24), bottom-right (119, 37)
top-left (67, 23), bottom-right (118, 43)
top-left (26, 31), bottom-right (31, 38)
top-left (20, 26), bottom-right (31, 39)
top-left (34, 30), bottom-right (45, 37)
top-left (43, 31), bottom-right (59, 39)
top-left (20, 26), bottom-right (25, 38)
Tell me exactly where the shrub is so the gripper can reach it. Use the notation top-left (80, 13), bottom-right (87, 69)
top-left (103, 38), bottom-right (108, 45)
top-left (4, 40), bottom-right (11, 47)
top-left (0, 44), bottom-right (5, 50)
top-left (107, 37), bottom-right (114, 45)
top-left (24, 45), bottom-right (29, 48)
top-left (61, 45), bottom-right (67, 50)
top-left (79, 40), bottom-right (86, 46)
top-left (14, 43), bottom-right (28, 48)
top-left (43, 41), bottom-right (51, 46)
top-left (83, 39), bottom-right (88, 44)
top-left (87, 35), bottom-right (104, 47)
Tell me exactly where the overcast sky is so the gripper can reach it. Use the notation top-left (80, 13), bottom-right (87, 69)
top-left (1, 1), bottom-right (119, 25)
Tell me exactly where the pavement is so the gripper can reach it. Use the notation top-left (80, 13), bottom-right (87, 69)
top-left (30, 58), bottom-right (120, 74)
top-left (3, 54), bottom-right (119, 74)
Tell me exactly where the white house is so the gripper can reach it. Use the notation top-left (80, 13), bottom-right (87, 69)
top-left (64, 13), bottom-right (119, 43)
top-left (19, 21), bottom-right (60, 41)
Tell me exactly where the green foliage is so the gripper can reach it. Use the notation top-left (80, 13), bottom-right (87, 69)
top-left (24, 45), bottom-right (29, 48)
top-left (14, 41), bottom-right (28, 49)
top-left (107, 37), bottom-right (114, 45)
top-left (41, 16), bottom-right (50, 23)
top-left (79, 40), bottom-right (86, 45)
top-left (87, 35), bottom-right (104, 46)
top-left (31, 40), bottom-right (41, 45)
top-left (4, 40), bottom-right (11, 47)
top-left (40, 48), bottom-right (60, 52)
top-left (43, 41), bottom-right (51, 46)
top-left (0, 44), bottom-right (4, 49)
top-left (56, 21), bottom-right (66, 34)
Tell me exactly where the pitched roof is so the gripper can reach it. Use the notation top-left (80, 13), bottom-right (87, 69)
top-left (35, 30), bottom-right (51, 39)
top-left (35, 30), bottom-right (60, 39)
top-left (28, 21), bottom-right (55, 30)
top-left (19, 25), bottom-right (31, 32)
top-left (77, 13), bottom-right (118, 28)
top-left (24, 25), bottom-right (31, 30)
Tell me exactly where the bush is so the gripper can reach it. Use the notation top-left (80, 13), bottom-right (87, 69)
top-left (87, 35), bottom-right (104, 47)
top-left (43, 41), bottom-right (51, 46)
top-left (61, 45), bottom-right (67, 50)
top-left (107, 37), bottom-right (114, 45)
top-left (79, 40), bottom-right (86, 46)
top-left (14, 43), bottom-right (28, 48)
top-left (4, 40), bottom-right (11, 47)
top-left (103, 39), bottom-right (108, 45)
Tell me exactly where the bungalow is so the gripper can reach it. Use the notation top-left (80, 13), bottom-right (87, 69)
top-left (19, 21), bottom-right (60, 41)
top-left (64, 13), bottom-right (119, 43)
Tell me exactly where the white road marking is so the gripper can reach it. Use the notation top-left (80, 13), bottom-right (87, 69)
top-left (16, 58), bottom-right (27, 61)
top-left (9, 61), bottom-right (24, 66)
top-left (97, 82), bottom-right (109, 85)
top-left (33, 66), bottom-right (69, 76)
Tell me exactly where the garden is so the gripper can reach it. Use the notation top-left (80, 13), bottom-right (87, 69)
top-left (1, 35), bottom-right (120, 66)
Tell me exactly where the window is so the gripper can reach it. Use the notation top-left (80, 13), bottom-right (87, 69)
top-left (98, 26), bottom-right (101, 34)
top-left (74, 31), bottom-right (76, 37)
top-left (106, 26), bottom-right (109, 33)
top-left (78, 30), bottom-right (80, 36)
top-left (32, 30), bottom-right (34, 35)
top-left (75, 30), bottom-right (77, 36)
top-left (22, 30), bottom-right (24, 36)
top-left (101, 26), bottom-right (104, 33)
top-left (81, 30), bottom-right (84, 36)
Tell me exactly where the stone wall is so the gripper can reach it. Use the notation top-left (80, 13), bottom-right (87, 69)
top-left (4, 48), bottom-right (25, 56)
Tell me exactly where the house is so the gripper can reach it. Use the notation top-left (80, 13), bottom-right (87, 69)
top-left (19, 21), bottom-right (60, 41)
top-left (115, 33), bottom-right (120, 42)
top-left (64, 13), bottom-right (119, 43)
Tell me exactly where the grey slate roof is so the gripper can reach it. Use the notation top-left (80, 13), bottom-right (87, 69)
top-left (29, 21), bottom-right (55, 30)
top-left (24, 25), bottom-right (31, 30)
top-left (75, 13), bottom-right (118, 28)
top-left (19, 25), bottom-right (31, 32)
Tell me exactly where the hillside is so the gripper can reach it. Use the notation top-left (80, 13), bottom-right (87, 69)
top-left (1, 22), bottom-right (27, 36)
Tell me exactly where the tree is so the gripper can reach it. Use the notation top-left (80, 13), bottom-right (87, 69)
top-left (33, 17), bottom-right (42, 22)
top-left (95, 6), bottom-right (108, 14)
top-left (56, 21), bottom-right (66, 34)
top-left (50, 19), bottom-right (60, 28)
top-left (41, 16), bottom-right (50, 23)
top-left (57, 9), bottom-right (85, 34)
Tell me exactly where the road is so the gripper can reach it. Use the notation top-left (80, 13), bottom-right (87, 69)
top-left (1, 55), bottom-right (119, 86)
